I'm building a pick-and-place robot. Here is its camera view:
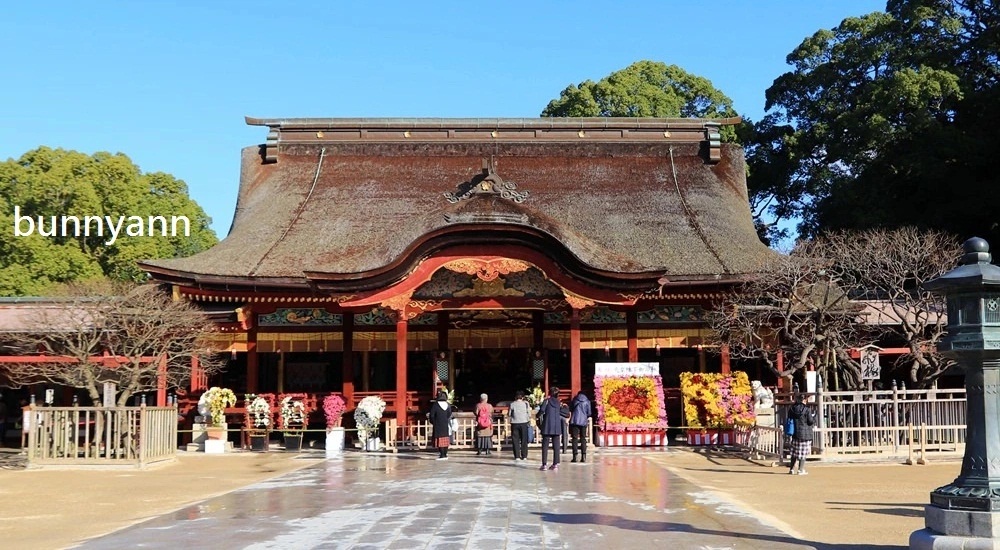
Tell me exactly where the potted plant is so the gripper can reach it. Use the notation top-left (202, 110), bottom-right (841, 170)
top-left (198, 387), bottom-right (236, 441)
top-left (323, 393), bottom-right (347, 456)
top-left (245, 394), bottom-right (272, 451)
top-left (354, 395), bottom-right (386, 451)
top-left (279, 394), bottom-right (309, 451)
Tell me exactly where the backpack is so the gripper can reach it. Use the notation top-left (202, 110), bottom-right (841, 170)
top-left (477, 405), bottom-right (493, 429)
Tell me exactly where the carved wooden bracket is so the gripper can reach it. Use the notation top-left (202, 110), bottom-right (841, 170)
top-left (563, 292), bottom-right (595, 310)
top-left (442, 258), bottom-right (530, 282)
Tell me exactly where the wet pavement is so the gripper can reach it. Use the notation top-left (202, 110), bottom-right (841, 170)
top-left (77, 449), bottom-right (818, 549)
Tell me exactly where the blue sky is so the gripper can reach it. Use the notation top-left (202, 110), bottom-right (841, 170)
top-left (1, 1), bottom-right (886, 237)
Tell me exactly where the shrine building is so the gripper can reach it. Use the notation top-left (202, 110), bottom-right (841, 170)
top-left (139, 117), bottom-right (776, 425)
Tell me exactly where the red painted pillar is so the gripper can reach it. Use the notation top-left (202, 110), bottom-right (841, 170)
top-left (246, 328), bottom-right (259, 393)
top-left (776, 349), bottom-right (785, 390)
top-left (721, 345), bottom-right (731, 374)
top-left (627, 310), bottom-right (638, 362)
top-left (157, 355), bottom-right (167, 406)
top-left (189, 356), bottom-right (206, 393)
top-left (395, 312), bottom-right (408, 426)
top-left (343, 313), bottom-right (354, 405)
top-left (570, 309), bottom-right (581, 396)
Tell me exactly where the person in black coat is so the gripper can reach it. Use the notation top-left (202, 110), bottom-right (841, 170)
top-left (788, 393), bottom-right (815, 475)
top-left (428, 390), bottom-right (454, 460)
top-left (538, 386), bottom-right (568, 471)
top-left (569, 391), bottom-right (592, 463)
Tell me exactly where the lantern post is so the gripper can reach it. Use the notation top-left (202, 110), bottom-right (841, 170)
top-left (912, 237), bottom-right (1000, 548)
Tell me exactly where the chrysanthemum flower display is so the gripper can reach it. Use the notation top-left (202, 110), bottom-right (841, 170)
top-left (680, 371), bottom-right (756, 430)
top-left (595, 374), bottom-right (668, 432)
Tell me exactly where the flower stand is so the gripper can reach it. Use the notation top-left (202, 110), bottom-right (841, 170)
top-left (249, 432), bottom-right (268, 452)
top-left (284, 432), bottom-right (303, 451)
top-left (364, 436), bottom-right (382, 452)
top-left (325, 427), bottom-right (345, 457)
top-left (204, 439), bottom-right (227, 454)
top-left (597, 429), bottom-right (668, 447)
top-left (687, 429), bottom-right (736, 446)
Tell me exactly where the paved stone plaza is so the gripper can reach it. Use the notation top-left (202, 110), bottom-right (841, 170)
top-left (76, 449), bottom-right (811, 550)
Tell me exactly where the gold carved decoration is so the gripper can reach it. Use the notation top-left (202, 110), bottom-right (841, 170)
top-left (442, 258), bottom-right (530, 282)
top-left (563, 292), bottom-right (595, 310)
top-left (454, 277), bottom-right (525, 297)
top-left (380, 292), bottom-right (414, 313)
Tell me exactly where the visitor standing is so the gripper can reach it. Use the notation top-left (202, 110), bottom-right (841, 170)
top-left (508, 390), bottom-right (531, 461)
top-left (474, 393), bottom-right (494, 456)
top-left (787, 393), bottom-right (814, 475)
top-left (538, 386), bottom-right (568, 471)
top-left (428, 390), bottom-right (454, 460)
top-left (569, 391), bottom-right (592, 463)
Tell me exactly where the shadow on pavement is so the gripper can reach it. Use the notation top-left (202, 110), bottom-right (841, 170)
top-left (536, 511), bottom-right (907, 550)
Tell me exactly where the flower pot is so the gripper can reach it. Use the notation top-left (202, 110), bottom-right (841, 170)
top-left (250, 433), bottom-right (268, 452)
top-left (364, 436), bottom-right (381, 452)
top-left (206, 424), bottom-right (228, 441)
top-left (284, 433), bottom-right (303, 451)
top-left (325, 427), bottom-right (345, 457)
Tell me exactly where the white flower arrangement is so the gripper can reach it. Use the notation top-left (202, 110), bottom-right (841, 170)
top-left (280, 396), bottom-right (308, 430)
top-left (354, 395), bottom-right (386, 441)
top-left (199, 387), bottom-right (236, 427)
top-left (246, 395), bottom-right (272, 430)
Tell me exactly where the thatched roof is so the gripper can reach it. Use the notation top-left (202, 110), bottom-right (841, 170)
top-left (142, 118), bottom-right (775, 292)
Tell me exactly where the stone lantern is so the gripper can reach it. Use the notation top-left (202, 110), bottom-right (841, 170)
top-left (911, 237), bottom-right (1000, 549)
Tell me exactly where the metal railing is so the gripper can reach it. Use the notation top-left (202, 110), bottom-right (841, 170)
top-left (24, 406), bottom-right (177, 468)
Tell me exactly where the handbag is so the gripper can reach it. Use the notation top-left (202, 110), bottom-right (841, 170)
top-left (784, 417), bottom-right (795, 436)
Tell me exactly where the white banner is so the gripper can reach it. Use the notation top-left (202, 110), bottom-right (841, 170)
top-left (595, 362), bottom-right (659, 377)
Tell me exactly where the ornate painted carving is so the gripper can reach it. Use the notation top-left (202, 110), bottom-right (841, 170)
top-left (380, 292), bottom-right (413, 314)
top-left (580, 307), bottom-right (626, 324)
top-left (443, 157), bottom-right (529, 204)
top-left (443, 258), bottom-right (530, 282)
top-left (410, 312), bottom-right (439, 325)
top-left (454, 277), bottom-right (525, 298)
top-left (563, 292), bottom-right (595, 310)
top-left (355, 307), bottom-right (396, 326)
top-left (544, 311), bottom-right (570, 324)
top-left (449, 310), bottom-right (532, 328)
top-left (637, 305), bottom-right (705, 323)
top-left (414, 266), bottom-right (561, 300)
top-left (257, 308), bottom-right (342, 327)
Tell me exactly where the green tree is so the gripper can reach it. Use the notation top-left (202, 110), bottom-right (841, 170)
top-left (0, 147), bottom-right (217, 295)
top-left (541, 60), bottom-right (742, 141)
top-left (752, 0), bottom-right (999, 243)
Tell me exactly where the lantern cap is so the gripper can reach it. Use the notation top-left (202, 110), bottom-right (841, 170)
top-left (924, 237), bottom-right (1000, 292)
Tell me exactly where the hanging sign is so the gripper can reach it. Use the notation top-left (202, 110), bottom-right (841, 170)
top-left (595, 362), bottom-right (659, 377)
top-left (861, 348), bottom-right (882, 380)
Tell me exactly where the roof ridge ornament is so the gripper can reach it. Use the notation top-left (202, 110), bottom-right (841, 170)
top-left (444, 157), bottom-right (529, 204)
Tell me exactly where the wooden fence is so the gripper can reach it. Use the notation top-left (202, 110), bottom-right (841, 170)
top-left (748, 388), bottom-right (967, 461)
top-left (383, 413), bottom-right (593, 452)
top-left (24, 406), bottom-right (178, 468)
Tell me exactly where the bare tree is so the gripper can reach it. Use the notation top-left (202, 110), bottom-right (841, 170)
top-left (708, 227), bottom-right (961, 390)
top-left (707, 243), bottom-right (867, 390)
top-left (816, 227), bottom-right (960, 387)
top-left (0, 282), bottom-right (225, 406)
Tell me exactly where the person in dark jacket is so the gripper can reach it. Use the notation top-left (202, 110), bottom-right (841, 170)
top-left (788, 393), bottom-right (815, 475)
top-left (538, 386), bottom-right (566, 471)
top-left (428, 390), bottom-right (454, 460)
top-left (569, 391), bottom-right (592, 463)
